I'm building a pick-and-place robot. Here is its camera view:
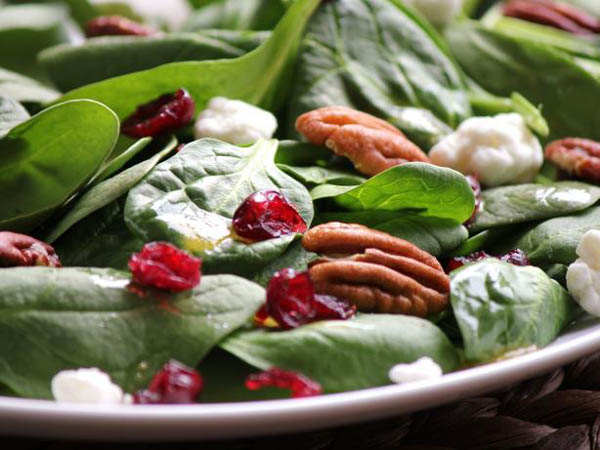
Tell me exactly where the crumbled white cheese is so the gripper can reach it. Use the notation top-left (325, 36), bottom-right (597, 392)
top-left (90, 0), bottom-right (191, 31)
top-left (194, 97), bottom-right (278, 146)
top-left (388, 357), bottom-right (443, 384)
top-left (51, 368), bottom-right (126, 404)
top-left (429, 113), bottom-right (543, 187)
top-left (567, 229), bottom-right (600, 316)
top-left (403, 0), bottom-right (463, 25)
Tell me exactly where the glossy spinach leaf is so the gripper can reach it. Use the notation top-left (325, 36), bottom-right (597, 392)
top-left (321, 163), bottom-right (475, 224)
top-left (451, 259), bottom-right (575, 363)
top-left (315, 211), bottom-right (467, 256)
top-left (0, 99), bottom-right (119, 232)
top-left (0, 95), bottom-right (29, 139)
top-left (253, 240), bottom-right (318, 287)
top-left (125, 138), bottom-right (314, 276)
top-left (54, 0), bottom-right (321, 118)
top-left (0, 3), bottom-right (72, 82)
top-left (447, 226), bottom-right (518, 257)
top-left (0, 267), bottom-right (264, 399)
top-left (45, 136), bottom-right (176, 243)
top-left (40, 30), bottom-right (268, 92)
top-left (445, 20), bottom-right (600, 140)
top-left (183, 0), bottom-right (286, 31)
top-left (221, 314), bottom-right (459, 393)
top-left (0, 67), bottom-right (60, 105)
top-left (286, 0), bottom-right (471, 148)
top-left (470, 182), bottom-right (600, 233)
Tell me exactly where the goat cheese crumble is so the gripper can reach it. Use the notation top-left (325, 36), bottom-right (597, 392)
top-left (429, 113), bottom-right (543, 187)
top-left (567, 229), bottom-right (600, 316)
top-left (194, 97), bottom-right (278, 146)
top-left (403, 0), bottom-right (463, 25)
top-left (389, 357), bottom-right (443, 384)
top-left (51, 368), bottom-right (127, 404)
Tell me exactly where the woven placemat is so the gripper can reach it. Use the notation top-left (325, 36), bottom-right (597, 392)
top-left (7, 352), bottom-right (600, 450)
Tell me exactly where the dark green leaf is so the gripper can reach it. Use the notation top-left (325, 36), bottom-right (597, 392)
top-left (470, 182), bottom-right (600, 233)
top-left (275, 140), bottom-right (333, 166)
top-left (0, 95), bottom-right (29, 139)
top-left (0, 267), bottom-right (264, 398)
top-left (253, 240), bottom-right (318, 287)
top-left (0, 67), bottom-right (60, 105)
top-left (221, 314), bottom-right (460, 392)
top-left (278, 164), bottom-right (366, 187)
top-left (0, 99), bottom-right (119, 232)
top-left (125, 138), bottom-right (314, 276)
top-left (90, 136), bottom-right (154, 186)
top-left (182, 0), bottom-right (286, 31)
top-left (451, 259), bottom-right (575, 362)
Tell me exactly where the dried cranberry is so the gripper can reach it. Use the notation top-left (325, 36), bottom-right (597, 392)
top-left (0, 232), bottom-right (61, 268)
top-left (313, 294), bottom-right (356, 320)
top-left (128, 241), bottom-right (201, 292)
top-left (464, 175), bottom-right (482, 227)
top-left (246, 368), bottom-right (322, 398)
top-left (134, 360), bottom-right (203, 404)
top-left (121, 89), bottom-right (195, 138)
top-left (232, 190), bottom-right (307, 242)
top-left (446, 249), bottom-right (530, 272)
top-left (85, 16), bottom-right (158, 38)
top-left (266, 269), bottom-right (316, 329)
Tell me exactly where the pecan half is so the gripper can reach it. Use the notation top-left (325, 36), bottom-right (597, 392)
top-left (295, 106), bottom-right (429, 177)
top-left (301, 222), bottom-right (449, 317)
top-left (0, 232), bottom-right (61, 268)
top-left (503, 0), bottom-right (600, 35)
top-left (545, 138), bottom-right (600, 182)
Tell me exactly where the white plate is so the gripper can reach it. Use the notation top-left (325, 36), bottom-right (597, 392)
top-left (1, 317), bottom-right (600, 442)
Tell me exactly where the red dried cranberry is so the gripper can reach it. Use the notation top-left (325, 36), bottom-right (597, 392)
top-left (134, 360), bottom-right (203, 404)
top-left (246, 368), bottom-right (322, 398)
top-left (0, 232), bottom-right (61, 268)
top-left (266, 269), bottom-right (316, 329)
top-left (313, 294), bottom-right (356, 320)
top-left (121, 89), bottom-right (195, 138)
top-left (232, 190), bottom-right (307, 242)
top-left (128, 241), bottom-right (201, 292)
top-left (446, 249), bottom-right (530, 272)
top-left (464, 175), bottom-right (482, 227)
top-left (85, 16), bottom-right (158, 38)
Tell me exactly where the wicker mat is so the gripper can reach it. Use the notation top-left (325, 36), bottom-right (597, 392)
top-left (7, 352), bottom-right (600, 450)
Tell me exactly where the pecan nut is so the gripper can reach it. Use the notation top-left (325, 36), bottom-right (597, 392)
top-left (0, 232), bottom-right (61, 268)
top-left (295, 106), bottom-right (429, 177)
top-left (503, 0), bottom-right (600, 35)
top-left (545, 138), bottom-right (600, 182)
top-left (301, 222), bottom-right (449, 317)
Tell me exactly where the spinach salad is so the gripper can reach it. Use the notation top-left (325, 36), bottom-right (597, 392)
top-left (0, 0), bottom-right (599, 404)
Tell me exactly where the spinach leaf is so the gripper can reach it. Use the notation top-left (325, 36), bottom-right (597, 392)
top-left (278, 164), bottom-right (366, 187)
top-left (445, 20), bottom-right (600, 140)
top-left (221, 314), bottom-right (459, 393)
top-left (45, 136), bottom-right (177, 243)
top-left (183, 0), bottom-right (286, 31)
top-left (253, 240), bottom-right (318, 287)
top-left (0, 267), bottom-right (264, 399)
top-left (0, 99), bottom-right (119, 232)
top-left (315, 211), bottom-right (467, 256)
top-left (275, 140), bottom-right (333, 166)
top-left (54, 0), bottom-right (321, 118)
top-left (125, 138), bottom-right (314, 276)
top-left (323, 163), bottom-right (475, 224)
top-left (90, 136), bottom-right (154, 186)
top-left (470, 182), bottom-right (600, 233)
top-left (0, 3), bottom-right (72, 82)
top-left (0, 67), bottom-right (60, 105)
top-left (40, 31), bottom-right (268, 92)
top-left (451, 259), bottom-right (575, 363)
top-left (286, 0), bottom-right (471, 148)
top-left (0, 95), bottom-right (29, 139)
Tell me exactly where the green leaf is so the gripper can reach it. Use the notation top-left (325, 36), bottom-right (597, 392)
top-left (451, 259), bottom-right (575, 362)
top-left (125, 138), bottom-right (314, 276)
top-left (327, 163), bottom-right (475, 223)
top-left (253, 240), bottom-right (318, 287)
top-left (275, 140), bottom-right (333, 166)
top-left (45, 136), bottom-right (176, 243)
top-left (0, 67), bottom-right (60, 105)
top-left (315, 211), bottom-right (468, 256)
top-left (0, 267), bottom-right (264, 399)
top-left (0, 95), bottom-right (29, 139)
top-left (221, 314), bottom-right (459, 393)
top-left (53, 0), bottom-right (321, 117)
top-left (470, 182), bottom-right (600, 233)
top-left (0, 99), bottom-right (119, 232)
top-left (445, 20), bottom-right (600, 140)
top-left (182, 0), bottom-right (286, 31)
top-left (90, 136), bottom-right (154, 186)
top-left (286, 0), bottom-right (471, 148)
top-left (278, 164), bottom-right (366, 187)
top-left (39, 31), bottom-right (268, 92)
